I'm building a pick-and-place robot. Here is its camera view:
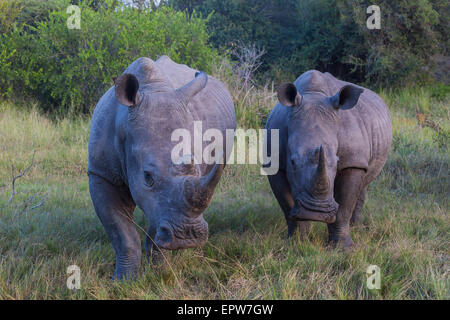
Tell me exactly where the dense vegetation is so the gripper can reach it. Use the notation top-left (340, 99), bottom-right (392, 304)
top-left (0, 0), bottom-right (218, 114)
top-left (1, 0), bottom-right (448, 114)
top-left (169, 0), bottom-right (448, 86)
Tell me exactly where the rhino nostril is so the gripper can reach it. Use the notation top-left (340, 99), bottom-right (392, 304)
top-left (156, 226), bottom-right (171, 244)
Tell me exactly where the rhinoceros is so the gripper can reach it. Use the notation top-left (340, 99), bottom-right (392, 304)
top-left (88, 56), bottom-right (236, 279)
top-left (266, 70), bottom-right (392, 248)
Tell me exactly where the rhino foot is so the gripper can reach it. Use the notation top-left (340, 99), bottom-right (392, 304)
top-left (111, 253), bottom-right (141, 281)
top-left (327, 235), bottom-right (354, 251)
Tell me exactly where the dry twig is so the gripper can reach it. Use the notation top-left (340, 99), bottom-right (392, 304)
top-left (8, 151), bottom-right (36, 204)
top-left (231, 42), bottom-right (266, 90)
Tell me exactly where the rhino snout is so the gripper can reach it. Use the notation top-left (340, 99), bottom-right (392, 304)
top-left (289, 200), bottom-right (337, 224)
top-left (154, 218), bottom-right (208, 250)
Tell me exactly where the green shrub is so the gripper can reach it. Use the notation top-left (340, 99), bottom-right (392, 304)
top-left (14, 0), bottom-right (65, 28)
top-left (0, 46), bottom-right (17, 98)
top-left (169, 0), bottom-right (302, 79)
top-left (0, 0), bottom-right (220, 114)
top-left (430, 83), bottom-right (450, 101)
top-left (0, 0), bottom-right (22, 33)
top-left (342, 0), bottom-right (442, 87)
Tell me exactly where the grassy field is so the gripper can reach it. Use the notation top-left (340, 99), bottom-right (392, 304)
top-left (0, 84), bottom-right (448, 299)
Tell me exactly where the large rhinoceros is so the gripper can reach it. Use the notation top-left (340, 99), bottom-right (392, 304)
top-left (266, 70), bottom-right (392, 249)
top-left (88, 56), bottom-right (236, 279)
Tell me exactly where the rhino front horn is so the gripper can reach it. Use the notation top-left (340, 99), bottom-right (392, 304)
top-left (183, 152), bottom-right (224, 214)
top-left (313, 146), bottom-right (329, 195)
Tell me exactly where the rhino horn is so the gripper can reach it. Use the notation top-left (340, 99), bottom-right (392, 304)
top-left (177, 71), bottom-right (208, 102)
top-left (183, 152), bottom-right (224, 214)
top-left (313, 146), bottom-right (329, 195)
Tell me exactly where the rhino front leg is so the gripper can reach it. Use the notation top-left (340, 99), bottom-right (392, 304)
top-left (268, 170), bottom-right (310, 239)
top-left (89, 174), bottom-right (141, 280)
top-left (328, 168), bottom-right (365, 249)
top-left (351, 186), bottom-right (367, 226)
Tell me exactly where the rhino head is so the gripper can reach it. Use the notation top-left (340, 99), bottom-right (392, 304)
top-left (277, 82), bottom-right (363, 224)
top-left (114, 71), bottom-right (222, 250)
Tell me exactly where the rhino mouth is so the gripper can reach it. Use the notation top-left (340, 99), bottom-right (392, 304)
top-left (154, 218), bottom-right (208, 250)
top-left (290, 195), bottom-right (338, 224)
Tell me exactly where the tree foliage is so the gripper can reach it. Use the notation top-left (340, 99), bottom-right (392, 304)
top-left (342, 0), bottom-right (444, 86)
top-left (168, 0), bottom-right (447, 86)
top-left (0, 0), bottom-right (219, 114)
top-left (0, 0), bottom-right (447, 115)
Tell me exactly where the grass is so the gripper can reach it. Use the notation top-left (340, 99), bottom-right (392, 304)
top-left (0, 84), bottom-right (448, 300)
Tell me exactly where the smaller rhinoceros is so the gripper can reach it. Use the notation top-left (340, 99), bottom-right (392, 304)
top-left (266, 70), bottom-right (392, 248)
top-left (88, 56), bottom-right (236, 279)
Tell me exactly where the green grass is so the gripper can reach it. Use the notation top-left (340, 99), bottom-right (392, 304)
top-left (0, 85), bottom-right (448, 299)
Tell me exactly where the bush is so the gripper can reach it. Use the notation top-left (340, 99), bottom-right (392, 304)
top-left (274, 0), bottom-right (365, 82)
top-left (0, 0), bottom-right (220, 114)
top-left (342, 0), bottom-right (442, 87)
top-left (169, 0), bottom-right (299, 78)
top-left (15, 0), bottom-right (65, 28)
top-left (0, 0), bottom-right (22, 33)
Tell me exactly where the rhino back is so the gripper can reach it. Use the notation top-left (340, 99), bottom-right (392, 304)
top-left (156, 56), bottom-right (236, 133)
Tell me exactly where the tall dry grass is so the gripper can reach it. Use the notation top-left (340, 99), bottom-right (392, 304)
top-left (0, 73), bottom-right (448, 299)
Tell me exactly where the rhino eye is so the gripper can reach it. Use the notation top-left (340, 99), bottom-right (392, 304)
top-left (143, 171), bottom-right (155, 187)
top-left (290, 157), bottom-right (298, 169)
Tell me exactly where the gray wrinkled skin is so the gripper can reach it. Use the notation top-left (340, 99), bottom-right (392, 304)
top-left (266, 70), bottom-right (392, 248)
top-left (88, 56), bottom-right (236, 279)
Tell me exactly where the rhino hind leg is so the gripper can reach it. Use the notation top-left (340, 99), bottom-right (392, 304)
top-left (89, 174), bottom-right (141, 280)
top-left (350, 186), bottom-right (367, 226)
top-left (268, 170), bottom-right (311, 239)
top-left (328, 168), bottom-right (365, 250)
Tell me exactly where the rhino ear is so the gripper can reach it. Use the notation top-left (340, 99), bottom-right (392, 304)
top-left (115, 73), bottom-right (141, 107)
top-left (330, 85), bottom-right (363, 110)
top-left (277, 83), bottom-right (302, 107)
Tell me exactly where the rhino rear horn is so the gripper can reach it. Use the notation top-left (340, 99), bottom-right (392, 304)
top-left (176, 71), bottom-right (208, 102)
top-left (183, 152), bottom-right (224, 214)
top-left (115, 73), bottom-right (141, 107)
